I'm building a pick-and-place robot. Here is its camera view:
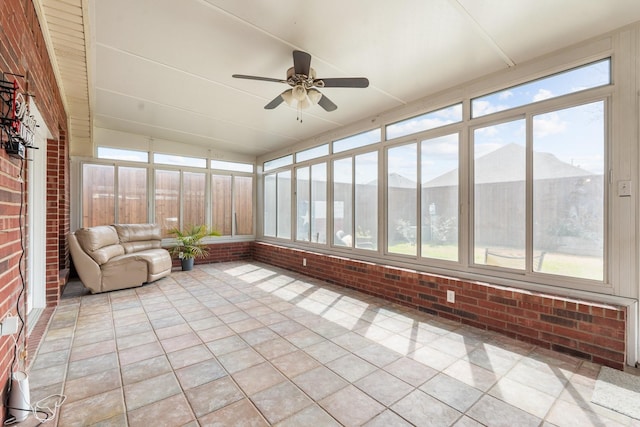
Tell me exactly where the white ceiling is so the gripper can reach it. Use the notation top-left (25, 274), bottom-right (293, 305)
top-left (86, 0), bottom-right (640, 159)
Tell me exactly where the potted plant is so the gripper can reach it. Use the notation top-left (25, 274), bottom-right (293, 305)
top-left (169, 225), bottom-right (220, 271)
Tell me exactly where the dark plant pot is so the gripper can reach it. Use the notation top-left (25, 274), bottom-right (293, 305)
top-left (181, 258), bottom-right (195, 271)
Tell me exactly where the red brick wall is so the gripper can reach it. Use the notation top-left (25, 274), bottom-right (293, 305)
top-left (0, 0), bottom-right (69, 418)
top-left (253, 242), bottom-right (627, 370)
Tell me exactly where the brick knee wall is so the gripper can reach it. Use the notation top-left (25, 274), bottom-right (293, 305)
top-left (170, 241), bottom-right (254, 268)
top-left (253, 242), bottom-right (627, 370)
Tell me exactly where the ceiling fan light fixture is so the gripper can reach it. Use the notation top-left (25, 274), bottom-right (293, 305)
top-left (298, 97), bottom-right (311, 110)
top-left (307, 88), bottom-right (322, 105)
top-left (292, 85), bottom-right (307, 101)
top-left (281, 89), bottom-right (295, 106)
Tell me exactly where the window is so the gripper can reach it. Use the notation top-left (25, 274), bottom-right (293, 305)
top-left (264, 174), bottom-right (277, 237)
top-left (533, 101), bottom-right (604, 280)
top-left (355, 152), bottom-right (378, 250)
top-left (473, 119), bottom-right (526, 268)
top-left (212, 175), bottom-right (232, 235)
top-left (471, 101), bottom-right (605, 280)
top-left (332, 152), bottom-right (378, 250)
top-left (311, 163), bottom-right (327, 244)
top-left (154, 170), bottom-right (206, 237)
top-left (212, 174), bottom-right (254, 236)
top-left (82, 163), bottom-right (149, 227)
top-left (183, 172), bottom-right (206, 228)
top-left (388, 143), bottom-right (417, 255)
top-left (258, 54), bottom-right (610, 290)
top-left (118, 167), bottom-right (147, 224)
top-left (154, 153), bottom-right (206, 168)
top-left (421, 134), bottom-right (459, 261)
top-left (296, 167), bottom-right (310, 241)
top-left (386, 103), bottom-right (462, 140)
top-left (98, 147), bottom-right (148, 163)
top-left (211, 160), bottom-right (253, 173)
top-left (333, 158), bottom-right (352, 247)
top-left (234, 176), bottom-right (253, 235)
top-left (82, 164), bottom-right (115, 227)
top-left (472, 59), bottom-right (610, 118)
top-left (277, 171), bottom-right (292, 239)
top-left (263, 171), bottom-right (292, 238)
top-left (155, 170), bottom-right (180, 236)
top-left (333, 129), bottom-right (381, 153)
top-left (297, 144), bottom-right (329, 162)
top-left (81, 153), bottom-right (255, 239)
top-left (296, 164), bottom-right (327, 244)
top-left (264, 155), bottom-right (293, 172)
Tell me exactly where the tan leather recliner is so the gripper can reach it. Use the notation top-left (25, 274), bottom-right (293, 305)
top-left (69, 224), bottom-right (172, 293)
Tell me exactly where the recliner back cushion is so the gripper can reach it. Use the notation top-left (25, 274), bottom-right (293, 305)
top-left (74, 226), bottom-right (125, 265)
top-left (114, 224), bottom-right (162, 243)
top-left (121, 240), bottom-right (161, 253)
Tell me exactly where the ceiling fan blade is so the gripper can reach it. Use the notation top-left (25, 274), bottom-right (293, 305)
top-left (315, 77), bottom-right (369, 88)
top-left (293, 50), bottom-right (312, 76)
top-left (317, 94), bottom-right (337, 112)
top-left (232, 74), bottom-right (287, 84)
top-left (264, 93), bottom-right (286, 109)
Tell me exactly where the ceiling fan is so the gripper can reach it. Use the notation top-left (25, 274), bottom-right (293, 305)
top-left (232, 50), bottom-right (369, 115)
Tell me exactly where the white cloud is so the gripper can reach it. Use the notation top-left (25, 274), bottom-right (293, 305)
top-left (533, 88), bottom-right (554, 102)
top-left (533, 112), bottom-right (566, 138)
top-left (499, 90), bottom-right (513, 100)
top-left (472, 100), bottom-right (511, 116)
top-left (475, 125), bottom-right (499, 137)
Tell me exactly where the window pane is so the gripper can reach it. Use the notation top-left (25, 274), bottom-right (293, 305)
top-left (421, 134), bottom-right (459, 261)
top-left (333, 158), bottom-right (353, 247)
top-left (387, 103), bottom-right (462, 140)
top-left (311, 163), bottom-right (327, 244)
top-left (82, 164), bottom-right (114, 227)
top-left (154, 153), bottom-right (206, 168)
top-left (98, 147), bottom-right (148, 162)
top-left (533, 102), bottom-right (604, 280)
top-left (234, 176), bottom-right (253, 235)
top-left (277, 171), bottom-right (292, 239)
top-left (388, 144), bottom-right (417, 255)
top-left (355, 152), bottom-right (378, 250)
top-left (264, 155), bottom-right (293, 171)
top-left (118, 166), bottom-right (147, 224)
top-left (474, 120), bottom-right (526, 268)
top-left (211, 160), bottom-right (253, 173)
top-left (183, 172), bottom-right (206, 228)
top-left (472, 59), bottom-right (610, 118)
top-left (297, 144), bottom-right (329, 162)
top-left (212, 175), bottom-right (232, 235)
top-left (296, 167), bottom-right (310, 241)
top-left (264, 174), bottom-right (276, 237)
top-left (155, 170), bottom-right (180, 236)
top-left (333, 129), bottom-right (381, 153)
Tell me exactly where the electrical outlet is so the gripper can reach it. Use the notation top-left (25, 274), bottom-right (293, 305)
top-left (302, 258), bottom-right (307, 267)
top-left (1, 316), bottom-right (18, 335)
top-left (446, 290), bottom-right (455, 303)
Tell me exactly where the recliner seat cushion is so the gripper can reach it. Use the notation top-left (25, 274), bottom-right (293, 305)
top-left (135, 249), bottom-right (172, 275)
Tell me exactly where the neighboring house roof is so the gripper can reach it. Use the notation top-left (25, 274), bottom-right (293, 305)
top-left (388, 172), bottom-right (417, 189)
top-left (425, 143), bottom-right (595, 188)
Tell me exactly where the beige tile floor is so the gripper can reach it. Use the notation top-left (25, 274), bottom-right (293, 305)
top-left (16, 261), bottom-right (640, 426)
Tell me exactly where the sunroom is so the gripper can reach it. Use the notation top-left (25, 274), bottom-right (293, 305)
top-left (65, 18), bottom-right (638, 367)
top-left (2, 0), bottom-right (640, 425)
